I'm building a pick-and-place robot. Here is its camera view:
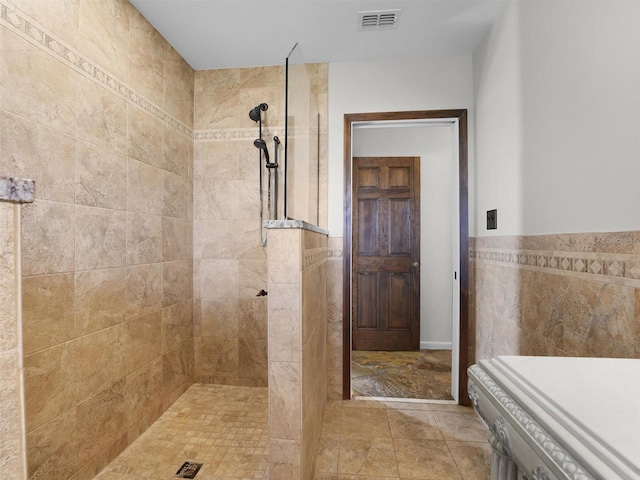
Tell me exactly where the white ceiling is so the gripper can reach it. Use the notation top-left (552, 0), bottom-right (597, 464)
top-left (129, 0), bottom-right (506, 70)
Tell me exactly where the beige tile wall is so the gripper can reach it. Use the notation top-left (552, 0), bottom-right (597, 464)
top-left (472, 232), bottom-right (640, 361)
top-left (0, 1), bottom-right (194, 478)
top-left (0, 203), bottom-right (25, 478)
top-left (267, 227), bottom-right (327, 479)
top-left (192, 66), bottom-right (280, 386)
top-left (308, 64), bottom-right (329, 231)
top-left (192, 64), bottom-right (328, 386)
top-left (326, 237), bottom-right (344, 400)
top-left (267, 229), bottom-right (303, 480)
top-left (301, 229), bottom-right (328, 479)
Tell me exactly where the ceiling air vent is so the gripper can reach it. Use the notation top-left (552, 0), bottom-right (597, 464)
top-left (358, 10), bottom-right (401, 31)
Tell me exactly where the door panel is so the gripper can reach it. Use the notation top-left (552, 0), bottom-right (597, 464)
top-left (357, 167), bottom-right (380, 188)
top-left (356, 199), bottom-right (379, 255)
top-left (352, 157), bottom-right (420, 351)
top-left (388, 166), bottom-right (410, 189)
top-left (388, 273), bottom-right (410, 329)
top-left (388, 198), bottom-right (411, 255)
top-left (356, 272), bottom-right (379, 329)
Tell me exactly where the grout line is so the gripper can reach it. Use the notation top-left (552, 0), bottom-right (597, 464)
top-left (385, 405), bottom-right (401, 479)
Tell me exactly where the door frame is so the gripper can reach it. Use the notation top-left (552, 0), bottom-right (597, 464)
top-left (343, 109), bottom-right (470, 405)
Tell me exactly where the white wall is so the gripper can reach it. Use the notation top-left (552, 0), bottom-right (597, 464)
top-left (473, 1), bottom-right (523, 236)
top-left (353, 126), bottom-right (453, 346)
top-left (474, 0), bottom-right (640, 236)
top-left (328, 58), bottom-right (475, 238)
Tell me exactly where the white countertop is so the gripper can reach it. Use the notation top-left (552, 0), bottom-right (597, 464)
top-left (479, 356), bottom-right (640, 479)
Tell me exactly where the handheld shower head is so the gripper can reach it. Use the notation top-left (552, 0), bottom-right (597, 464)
top-left (249, 103), bottom-right (269, 122)
top-left (253, 138), bottom-right (270, 163)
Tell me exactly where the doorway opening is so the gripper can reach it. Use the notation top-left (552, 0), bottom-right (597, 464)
top-left (343, 110), bottom-right (470, 405)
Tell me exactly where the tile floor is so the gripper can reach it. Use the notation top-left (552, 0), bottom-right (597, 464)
top-left (95, 384), bottom-right (269, 480)
top-left (351, 350), bottom-right (453, 400)
top-left (315, 399), bottom-right (491, 479)
top-left (95, 385), bottom-right (490, 480)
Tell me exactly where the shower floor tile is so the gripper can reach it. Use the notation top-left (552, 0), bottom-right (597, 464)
top-left (95, 384), bottom-right (268, 480)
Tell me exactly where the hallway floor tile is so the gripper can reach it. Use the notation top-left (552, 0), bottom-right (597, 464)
top-left (315, 399), bottom-right (491, 480)
top-left (351, 350), bottom-right (453, 400)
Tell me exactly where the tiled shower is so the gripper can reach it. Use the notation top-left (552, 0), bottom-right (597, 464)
top-left (0, 0), bottom-right (328, 477)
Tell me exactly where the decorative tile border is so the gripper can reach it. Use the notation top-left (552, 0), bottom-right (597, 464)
top-left (327, 238), bottom-right (343, 258)
top-left (195, 125), bottom-right (309, 143)
top-left (304, 247), bottom-right (327, 269)
top-left (0, 0), bottom-right (192, 139)
top-left (195, 127), bottom-right (281, 143)
top-left (471, 247), bottom-right (640, 284)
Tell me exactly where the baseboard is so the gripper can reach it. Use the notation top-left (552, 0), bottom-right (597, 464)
top-left (420, 341), bottom-right (452, 350)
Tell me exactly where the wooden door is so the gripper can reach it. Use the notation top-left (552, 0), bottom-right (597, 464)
top-left (352, 157), bottom-right (420, 351)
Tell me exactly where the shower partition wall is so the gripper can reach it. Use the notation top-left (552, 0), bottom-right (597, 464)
top-left (267, 227), bottom-right (328, 479)
top-left (264, 44), bottom-right (328, 479)
top-left (283, 43), bottom-right (320, 225)
top-left (0, 177), bottom-right (33, 479)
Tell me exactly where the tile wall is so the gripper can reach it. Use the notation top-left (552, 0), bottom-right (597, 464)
top-left (0, 202), bottom-right (25, 478)
top-left (0, 1), bottom-right (194, 478)
top-left (310, 63), bottom-right (329, 232)
top-left (267, 227), bottom-right (327, 479)
top-left (326, 237), bottom-right (345, 400)
top-left (192, 66), bottom-right (280, 386)
top-left (472, 232), bottom-right (640, 361)
top-left (192, 64), bottom-right (328, 386)
top-left (300, 229), bottom-right (328, 479)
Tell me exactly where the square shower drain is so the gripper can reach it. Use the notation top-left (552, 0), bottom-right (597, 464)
top-left (174, 461), bottom-right (203, 479)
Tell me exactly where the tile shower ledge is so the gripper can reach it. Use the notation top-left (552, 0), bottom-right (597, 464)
top-left (265, 219), bottom-right (328, 235)
top-left (468, 356), bottom-right (640, 480)
top-left (0, 175), bottom-right (35, 203)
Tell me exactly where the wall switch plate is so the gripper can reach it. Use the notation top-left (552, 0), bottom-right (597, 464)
top-left (487, 209), bottom-right (497, 230)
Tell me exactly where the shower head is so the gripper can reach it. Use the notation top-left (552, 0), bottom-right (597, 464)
top-left (253, 138), bottom-right (270, 163)
top-left (249, 103), bottom-right (269, 122)
top-left (249, 107), bottom-right (261, 122)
